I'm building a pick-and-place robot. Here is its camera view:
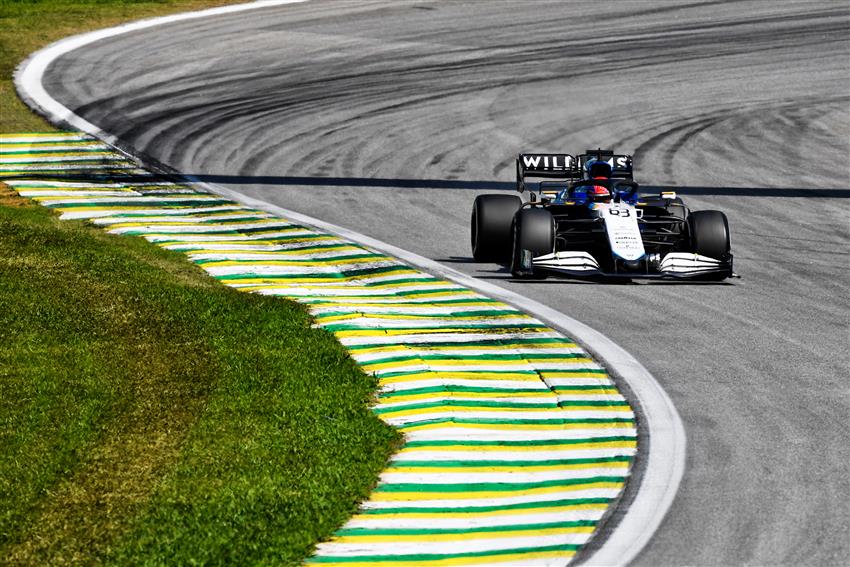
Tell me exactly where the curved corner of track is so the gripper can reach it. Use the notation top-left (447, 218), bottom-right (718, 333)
top-left (10, 1), bottom-right (688, 565)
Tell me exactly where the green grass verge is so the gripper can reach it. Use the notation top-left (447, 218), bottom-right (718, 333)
top-left (1, 1), bottom-right (400, 563)
top-left (0, 188), bottom-right (400, 564)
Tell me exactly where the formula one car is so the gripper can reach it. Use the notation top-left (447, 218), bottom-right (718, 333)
top-left (470, 149), bottom-right (735, 280)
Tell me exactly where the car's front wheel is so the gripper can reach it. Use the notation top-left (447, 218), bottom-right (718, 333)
top-left (510, 208), bottom-right (554, 279)
top-left (688, 210), bottom-right (733, 280)
top-left (689, 210), bottom-right (730, 259)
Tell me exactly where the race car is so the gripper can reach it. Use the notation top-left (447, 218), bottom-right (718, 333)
top-left (470, 149), bottom-right (735, 280)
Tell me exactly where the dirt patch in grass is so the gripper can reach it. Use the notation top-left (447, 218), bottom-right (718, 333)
top-left (0, 183), bottom-right (35, 207)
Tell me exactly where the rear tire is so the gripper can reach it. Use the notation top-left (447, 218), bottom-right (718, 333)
top-left (471, 194), bottom-right (522, 262)
top-left (510, 208), bottom-right (554, 279)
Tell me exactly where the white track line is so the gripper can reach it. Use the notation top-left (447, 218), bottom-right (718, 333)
top-left (13, 2), bottom-right (686, 565)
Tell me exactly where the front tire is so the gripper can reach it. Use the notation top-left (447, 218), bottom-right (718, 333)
top-left (689, 210), bottom-right (731, 259)
top-left (471, 194), bottom-right (522, 262)
top-left (688, 210), bottom-right (732, 280)
top-left (510, 208), bottom-right (554, 279)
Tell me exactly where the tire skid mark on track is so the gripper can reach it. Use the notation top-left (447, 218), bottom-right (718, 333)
top-left (1, 131), bottom-right (638, 566)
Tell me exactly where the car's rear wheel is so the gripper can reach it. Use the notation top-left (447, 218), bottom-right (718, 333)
top-left (510, 208), bottom-right (554, 279)
top-left (471, 194), bottom-right (523, 262)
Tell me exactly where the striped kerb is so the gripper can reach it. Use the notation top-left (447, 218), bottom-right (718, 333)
top-left (1, 132), bottom-right (638, 566)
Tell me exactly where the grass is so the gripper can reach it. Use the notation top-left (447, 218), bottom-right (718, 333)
top-left (1, 1), bottom-right (400, 564)
top-left (0, 185), bottom-right (399, 564)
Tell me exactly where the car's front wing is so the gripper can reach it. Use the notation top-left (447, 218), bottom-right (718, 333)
top-left (531, 251), bottom-right (735, 279)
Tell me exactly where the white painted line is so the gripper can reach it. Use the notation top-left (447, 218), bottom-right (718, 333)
top-left (13, 1), bottom-right (686, 565)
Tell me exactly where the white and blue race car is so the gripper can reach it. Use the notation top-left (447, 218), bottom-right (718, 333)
top-left (471, 149), bottom-right (735, 280)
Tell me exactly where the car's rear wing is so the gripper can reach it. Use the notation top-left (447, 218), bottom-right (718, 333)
top-left (516, 153), bottom-right (579, 192)
top-left (516, 149), bottom-right (634, 192)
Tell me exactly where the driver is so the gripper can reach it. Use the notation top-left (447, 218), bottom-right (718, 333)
top-left (584, 159), bottom-right (613, 202)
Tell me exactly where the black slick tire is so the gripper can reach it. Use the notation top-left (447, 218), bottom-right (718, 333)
top-left (689, 210), bottom-right (730, 259)
top-left (510, 208), bottom-right (554, 279)
top-left (471, 194), bottom-right (522, 262)
top-left (688, 210), bottom-right (732, 280)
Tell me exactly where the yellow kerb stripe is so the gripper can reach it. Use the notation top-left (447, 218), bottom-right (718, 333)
top-left (369, 481), bottom-right (624, 501)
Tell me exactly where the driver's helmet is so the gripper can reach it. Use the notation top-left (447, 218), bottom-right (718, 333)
top-left (585, 159), bottom-right (613, 179)
top-left (588, 182), bottom-right (611, 202)
top-left (584, 159), bottom-right (612, 201)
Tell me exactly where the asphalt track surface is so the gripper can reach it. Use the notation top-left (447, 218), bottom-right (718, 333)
top-left (40, 1), bottom-right (850, 564)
